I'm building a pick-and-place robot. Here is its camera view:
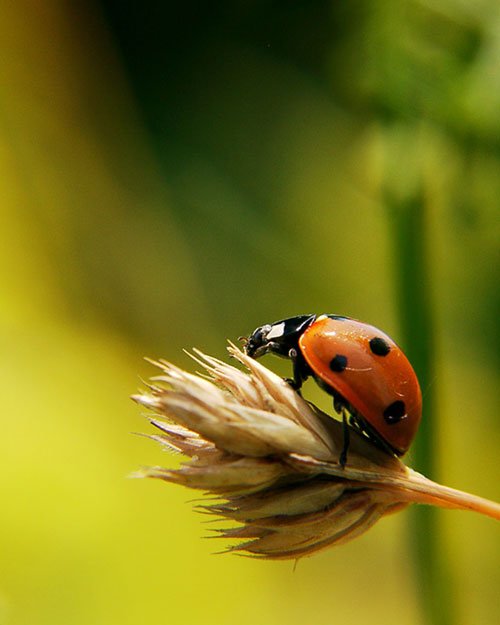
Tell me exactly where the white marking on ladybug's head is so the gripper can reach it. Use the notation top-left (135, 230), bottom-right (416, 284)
top-left (266, 322), bottom-right (285, 340)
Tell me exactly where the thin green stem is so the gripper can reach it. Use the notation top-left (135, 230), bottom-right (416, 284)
top-left (386, 183), bottom-right (454, 625)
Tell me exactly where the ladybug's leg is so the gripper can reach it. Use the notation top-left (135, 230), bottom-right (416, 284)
top-left (338, 407), bottom-right (350, 469)
top-left (286, 348), bottom-right (310, 394)
top-left (290, 350), bottom-right (304, 391)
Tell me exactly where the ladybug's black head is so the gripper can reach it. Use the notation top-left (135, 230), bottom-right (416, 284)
top-left (243, 324), bottom-right (274, 358)
top-left (243, 315), bottom-right (317, 359)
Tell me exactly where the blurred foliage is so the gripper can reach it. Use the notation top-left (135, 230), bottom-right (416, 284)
top-left (0, 1), bottom-right (498, 625)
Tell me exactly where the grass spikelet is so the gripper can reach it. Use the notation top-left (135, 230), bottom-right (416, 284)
top-left (132, 346), bottom-right (500, 559)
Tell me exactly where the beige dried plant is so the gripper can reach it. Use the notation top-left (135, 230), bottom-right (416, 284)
top-left (132, 345), bottom-right (500, 560)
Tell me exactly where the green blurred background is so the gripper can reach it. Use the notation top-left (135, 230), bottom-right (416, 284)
top-left (1, 2), bottom-right (499, 625)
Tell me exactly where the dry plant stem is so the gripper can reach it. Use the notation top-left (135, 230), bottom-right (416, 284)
top-left (133, 345), bottom-right (500, 559)
top-left (288, 454), bottom-right (500, 519)
top-left (381, 471), bottom-right (500, 518)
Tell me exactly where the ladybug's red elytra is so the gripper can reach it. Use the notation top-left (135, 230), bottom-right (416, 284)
top-left (243, 314), bottom-right (422, 466)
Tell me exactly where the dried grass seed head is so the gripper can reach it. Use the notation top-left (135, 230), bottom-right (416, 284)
top-left (133, 345), bottom-right (500, 559)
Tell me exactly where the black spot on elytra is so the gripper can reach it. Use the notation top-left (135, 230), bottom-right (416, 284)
top-left (329, 354), bottom-right (348, 372)
top-left (383, 400), bottom-right (406, 424)
top-left (369, 337), bottom-right (391, 357)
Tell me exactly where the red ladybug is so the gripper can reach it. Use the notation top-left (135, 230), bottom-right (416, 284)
top-left (243, 314), bottom-right (422, 466)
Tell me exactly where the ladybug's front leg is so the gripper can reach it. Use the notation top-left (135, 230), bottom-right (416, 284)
top-left (284, 348), bottom-right (310, 394)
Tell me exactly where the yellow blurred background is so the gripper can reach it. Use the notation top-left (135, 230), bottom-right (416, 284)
top-left (1, 2), bottom-right (498, 625)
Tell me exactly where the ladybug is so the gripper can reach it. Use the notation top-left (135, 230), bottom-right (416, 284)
top-left (242, 314), bottom-right (422, 466)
